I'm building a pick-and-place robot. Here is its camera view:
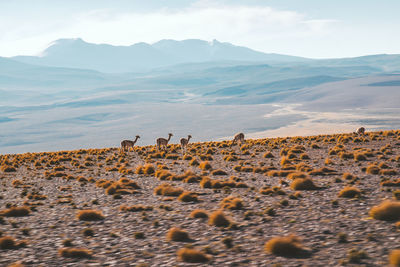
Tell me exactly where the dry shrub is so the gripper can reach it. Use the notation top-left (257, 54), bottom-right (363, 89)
top-left (370, 201), bottom-right (400, 221)
top-left (240, 166), bottom-right (254, 172)
top-left (308, 167), bottom-right (337, 176)
top-left (190, 209), bottom-right (209, 219)
top-left (209, 210), bottom-right (231, 227)
top-left (263, 152), bottom-right (274, 158)
top-left (380, 169), bottom-right (397, 175)
top-left (0, 165), bottom-right (17, 172)
top-left (290, 178), bottom-right (318, 190)
top-left (343, 173), bottom-right (356, 180)
top-left (117, 178), bottom-right (140, 189)
top-left (354, 153), bottom-right (367, 161)
top-left (280, 156), bottom-right (291, 165)
top-left (155, 170), bottom-right (174, 180)
top-left (287, 172), bottom-right (308, 180)
top-left (154, 183), bottom-right (184, 196)
top-left (167, 227), bottom-right (191, 242)
top-left (135, 165), bottom-right (144, 174)
top-left (143, 164), bottom-right (155, 175)
top-left (338, 187), bottom-right (361, 198)
top-left (220, 196), bottom-right (244, 210)
top-left (0, 206), bottom-right (30, 217)
top-left (189, 159), bottom-right (199, 166)
top-left (390, 250), bottom-right (400, 267)
top-left (211, 169), bottom-right (228, 176)
top-left (366, 165), bottom-right (380, 174)
top-left (177, 247), bottom-right (210, 263)
top-left (199, 161), bottom-right (212, 170)
top-left (264, 235), bottom-right (308, 258)
top-left (76, 210), bottom-right (105, 221)
top-left (200, 177), bottom-right (212, 188)
top-left (0, 236), bottom-right (17, 249)
top-left (300, 153), bottom-right (310, 160)
top-left (178, 191), bottom-right (199, 202)
top-left (267, 170), bottom-right (294, 177)
top-left (119, 205), bottom-right (153, 212)
top-left (166, 154), bottom-right (180, 160)
top-left (59, 248), bottom-right (92, 259)
top-left (259, 187), bottom-right (274, 195)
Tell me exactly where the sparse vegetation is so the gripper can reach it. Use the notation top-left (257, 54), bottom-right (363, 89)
top-left (177, 247), bottom-right (210, 263)
top-left (264, 235), bottom-right (308, 258)
top-left (370, 201), bottom-right (400, 221)
top-left (209, 210), bottom-right (232, 227)
top-left (76, 210), bottom-right (105, 221)
top-left (167, 227), bottom-right (191, 242)
top-left (0, 130), bottom-right (398, 265)
top-left (338, 186), bottom-right (361, 198)
top-left (59, 248), bottom-right (93, 259)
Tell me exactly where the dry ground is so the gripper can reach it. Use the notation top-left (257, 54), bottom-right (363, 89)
top-left (1, 130), bottom-right (400, 266)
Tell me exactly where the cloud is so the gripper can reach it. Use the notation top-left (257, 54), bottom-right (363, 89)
top-left (0, 2), bottom-right (335, 56)
top-left (71, 4), bottom-right (333, 45)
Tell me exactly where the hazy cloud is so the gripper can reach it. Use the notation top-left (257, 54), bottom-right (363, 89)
top-left (0, 3), bottom-right (333, 57)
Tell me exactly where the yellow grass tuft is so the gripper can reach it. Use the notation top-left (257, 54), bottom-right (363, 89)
top-left (290, 178), bottom-right (318, 190)
top-left (177, 247), bottom-right (210, 263)
top-left (76, 210), bottom-right (105, 221)
top-left (199, 161), bottom-right (212, 170)
top-left (0, 206), bottom-right (30, 217)
top-left (58, 248), bottom-right (93, 259)
top-left (264, 235), bottom-right (308, 258)
top-left (190, 209), bottom-right (209, 219)
top-left (389, 250), bottom-right (400, 267)
top-left (0, 236), bottom-right (17, 250)
top-left (370, 201), bottom-right (400, 221)
top-left (209, 210), bottom-right (232, 227)
top-left (220, 196), bottom-right (244, 210)
top-left (166, 227), bottom-right (191, 242)
top-left (154, 183), bottom-right (184, 196)
top-left (178, 191), bottom-right (199, 202)
top-left (338, 187), bottom-right (361, 198)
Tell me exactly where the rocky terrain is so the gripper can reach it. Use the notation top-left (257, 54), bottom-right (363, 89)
top-left (1, 130), bottom-right (400, 266)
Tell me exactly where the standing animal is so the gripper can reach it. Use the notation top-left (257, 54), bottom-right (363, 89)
top-left (355, 127), bottom-right (365, 135)
top-left (230, 133), bottom-right (245, 147)
top-left (180, 135), bottom-right (192, 153)
top-left (120, 135), bottom-right (140, 152)
top-left (156, 133), bottom-right (173, 150)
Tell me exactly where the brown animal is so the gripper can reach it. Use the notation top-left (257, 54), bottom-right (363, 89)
top-left (120, 135), bottom-right (140, 152)
top-left (355, 127), bottom-right (365, 135)
top-left (156, 133), bottom-right (173, 150)
top-left (180, 135), bottom-right (192, 153)
top-left (230, 132), bottom-right (245, 147)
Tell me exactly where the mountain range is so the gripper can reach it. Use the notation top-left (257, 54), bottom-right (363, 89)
top-left (12, 38), bottom-right (306, 73)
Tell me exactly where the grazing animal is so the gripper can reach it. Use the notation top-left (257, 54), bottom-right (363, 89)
top-left (157, 133), bottom-right (173, 150)
top-left (230, 133), bottom-right (245, 147)
top-left (355, 127), bottom-right (365, 135)
top-left (121, 135), bottom-right (140, 152)
top-left (180, 135), bottom-right (192, 153)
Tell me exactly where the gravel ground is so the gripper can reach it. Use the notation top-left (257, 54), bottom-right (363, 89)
top-left (0, 130), bottom-right (399, 266)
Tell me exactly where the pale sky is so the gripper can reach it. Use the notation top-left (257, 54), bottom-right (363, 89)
top-left (1, 0), bottom-right (399, 58)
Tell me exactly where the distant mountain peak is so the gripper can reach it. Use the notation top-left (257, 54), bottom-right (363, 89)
top-left (13, 38), bottom-right (308, 73)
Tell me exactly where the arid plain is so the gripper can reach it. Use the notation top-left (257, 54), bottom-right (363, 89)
top-left (1, 130), bottom-right (400, 266)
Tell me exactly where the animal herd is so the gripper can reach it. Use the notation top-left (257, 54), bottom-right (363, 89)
top-left (120, 127), bottom-right (367, 152)
top-left (120, 132), bottom-right (245, 152)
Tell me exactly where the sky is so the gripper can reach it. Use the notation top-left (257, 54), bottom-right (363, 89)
top-left (1, 0), bottom-right (399, 59)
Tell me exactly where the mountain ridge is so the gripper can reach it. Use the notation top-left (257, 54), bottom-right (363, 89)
top-left (11, 38), bottom-right (307, 73)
